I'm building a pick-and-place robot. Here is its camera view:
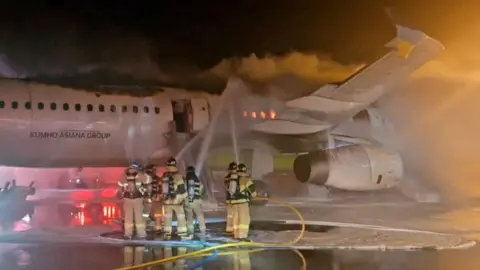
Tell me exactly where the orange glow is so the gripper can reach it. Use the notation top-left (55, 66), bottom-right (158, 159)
top-left (260, 111), bottom-right (266, 119)
top-left (243, 111), bottom-right (247, 117)
top-left (270, 110), bottom-right (276, 119)
top-left (251, 112), bottom-right (257, 118)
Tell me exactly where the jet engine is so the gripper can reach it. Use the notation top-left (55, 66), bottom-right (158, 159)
top-left (293, 144), bottom-right (402, 191)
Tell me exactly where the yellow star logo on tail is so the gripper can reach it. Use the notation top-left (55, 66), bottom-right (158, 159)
top-left (397, 40), bottom-right (414, 59)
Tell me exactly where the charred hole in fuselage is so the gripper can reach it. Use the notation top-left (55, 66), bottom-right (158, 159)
top-left (172, 100), bottom-right (191, 133)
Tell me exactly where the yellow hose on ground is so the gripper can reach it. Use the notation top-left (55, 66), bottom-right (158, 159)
top-left (113, 197), bottom-right (306, 270)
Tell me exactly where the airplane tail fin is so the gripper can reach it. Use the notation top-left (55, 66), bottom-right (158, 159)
top-left (253, 11), bottom-right (446, 135)
top-left (384, 7), bottom-right (432, 47)
top-left (310, 20), bottom-right (444, 103)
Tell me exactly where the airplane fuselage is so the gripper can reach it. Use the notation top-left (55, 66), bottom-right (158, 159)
top-left (0, 79), bottom-right (214, 167)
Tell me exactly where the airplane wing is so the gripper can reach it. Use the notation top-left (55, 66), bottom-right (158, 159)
top-left (251, 24), bottom-right (445, 135)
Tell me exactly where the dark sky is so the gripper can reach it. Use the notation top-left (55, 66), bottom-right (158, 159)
top-left (0, 1), bottom-right (477, 92)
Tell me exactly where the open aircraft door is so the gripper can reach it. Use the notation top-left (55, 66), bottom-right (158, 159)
top-left (190, 98), bottom-right (209, 133)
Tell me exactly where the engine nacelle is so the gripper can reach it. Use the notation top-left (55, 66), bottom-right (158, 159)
top-left (293, 144), bottom-right (403, 191)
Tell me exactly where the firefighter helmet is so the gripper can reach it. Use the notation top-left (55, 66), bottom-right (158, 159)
top-left (145, 164), bottom-right (156, 174)
top-left (238, 163), bottom-right (247, 173)
top-left (228, 162), bottom-right (237, 171)
top-left (130, 161), bottom-right (142, 171)
top-left (166, 157), bottom-right (176, 166)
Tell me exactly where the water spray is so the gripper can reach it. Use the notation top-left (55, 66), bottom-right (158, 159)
top-left (175, 129), bottom-right (206, 161)
top-left (195, 78), bottom-right (240, 176)
top-left (229, 104), bottom-right (240, 163)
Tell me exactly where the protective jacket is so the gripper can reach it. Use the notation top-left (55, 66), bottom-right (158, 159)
top-left (186, 171), bottom-right (204, 202)
top-left (162, 172), bottom-right (187, 205)
top-left (150, 174), bottom-right (161, 198)
top-left (118, 170), bottom-right (147, 199)
top-left (224, 172), bottom-right (236, 204)
top-left (229, 172), bottom-right (257, 204)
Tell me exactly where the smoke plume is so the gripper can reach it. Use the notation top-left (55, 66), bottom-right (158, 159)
top-left (209, 52), bottom-right (361, 84)
top-left (377, 29), bottom-right (480, 205)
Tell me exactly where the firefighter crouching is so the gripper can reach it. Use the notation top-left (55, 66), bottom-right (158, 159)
top-left (118, 164), bottom-right (148, 239)
top-left (228, 163), bottom-right (257, 241)
top-left (162, 158), bottom-right (189, 239)
top-left (225, 162), bottom-right (237, 234)
top-left (184, 166), bottom-right (206, 235)
top-left (144, 164), bottom-right (163, 231)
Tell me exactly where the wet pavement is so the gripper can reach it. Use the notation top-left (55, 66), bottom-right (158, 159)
top-left (1, 241), bottom-right (480, 269)
top-left (0, 188), bottom-right (478, 269)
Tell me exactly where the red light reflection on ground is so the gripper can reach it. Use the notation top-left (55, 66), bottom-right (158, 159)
top-left (71, 191), bottom-right (94, 201)
top-left (100, 188), bottom-right (117, 198)
top-left (101, 203), bottom-right (121, 225)
top-left (70, 203), bottom-right (121, 226)
top-left (71, 211), bottom-right (90, 226)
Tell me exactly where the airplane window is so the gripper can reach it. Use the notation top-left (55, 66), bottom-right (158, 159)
top-left (87, 104), bottom-right (93, 112)
top-left (24, 102), bottom-right (31, 110)
top-left (38, 102), bottom-right (44, 110)
top-left (144, 106), bottom-right (149, 113)
top-left (11, 101), bottom-right (18, 109)
top-left (99, 104), bottom-right (105, 112)
top-left (63, 103), bottom-right (69, 111)
top-left (154, 106), bottom-right (160, 114)
top-left (0, 101), bottom-right (4, 109)
top-left (110, 105), bottom-right (116, 112)
top-left (133, 106), bottom-right (138, 113)
top-left (122, 105), bottom-right (127, 113)
top-left (50, 102), bottom-right (57, 111)
top-left (75, 104), bottom-right (81, 111)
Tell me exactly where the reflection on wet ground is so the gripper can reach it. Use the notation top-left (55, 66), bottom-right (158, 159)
top-left (0, 198), bottom-right (477, 269)
top-left (0, 243), bottom-right (479, 270)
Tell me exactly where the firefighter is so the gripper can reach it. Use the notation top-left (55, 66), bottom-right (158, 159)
top-left (225, 162), bottom-right (237, 234)
top-left (141, 165), bottom-right (153, 222)
top-left (144, 163), bottom-right (164, 232)
top-left (118, 163), bottom-right (148, 239)
top-left (162, 157), bottom-right (189, 239)
top-left (184, 166), bottom-right (206, 235)
top-left (229, 163), bottom-right (257, 241)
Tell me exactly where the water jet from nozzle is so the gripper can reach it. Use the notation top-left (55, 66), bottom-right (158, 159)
top-left (195, 78), bottom-right (241, 176)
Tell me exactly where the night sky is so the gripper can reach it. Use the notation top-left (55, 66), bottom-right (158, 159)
top-left (0, 1), bottom-right (477, 93)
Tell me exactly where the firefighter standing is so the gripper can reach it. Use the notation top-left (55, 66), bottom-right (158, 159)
top-left (225, 162), bottom-right (237, 234)
top-left (118, 164), bottom-right (148, 239)
top-left (162, 157), bottom-right (189, 239)
top-left (144, 164), bottom-right (163, 231)
top-left (184, 166), bottom-right (206, 235)
top-left (229, 163), bottom-right (257, 240)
